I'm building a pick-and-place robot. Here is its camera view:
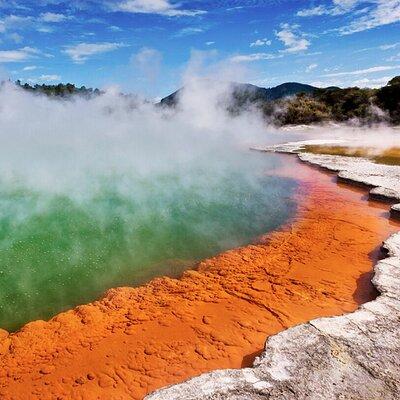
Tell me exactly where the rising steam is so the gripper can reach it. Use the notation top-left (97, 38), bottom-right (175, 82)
top-left (0, 78), bottom-right (298, 331)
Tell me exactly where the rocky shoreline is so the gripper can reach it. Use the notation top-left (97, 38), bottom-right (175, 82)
top-left (147, 142), bottom-right (400, 400)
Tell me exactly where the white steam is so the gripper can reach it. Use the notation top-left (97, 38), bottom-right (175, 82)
top-left (0, 78), bottom-right (299, 331)
top-left (0, 74), bottom-right (398, 198)
top-left (280, 123), bottom-right (400, 151)
top-left (0, 80), bottom-right (273, 196)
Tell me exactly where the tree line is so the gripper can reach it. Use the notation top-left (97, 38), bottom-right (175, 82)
top-left (15, 80), bottom-right (102, 98)
top-left (262, 76), bottom-right (400, 126)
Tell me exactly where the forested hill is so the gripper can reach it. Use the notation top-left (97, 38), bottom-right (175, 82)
top-left (161, 76), bottom-right (400, 126)
top-left (9, 76), bottom-right (400, 126)
top-left (264, 76), bottom-right (400, 125)
top-left (160, 82), bottom-right (317, 107)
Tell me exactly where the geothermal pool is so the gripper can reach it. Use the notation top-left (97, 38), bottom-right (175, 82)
top-left (0, 152), bottom-right (297, 331)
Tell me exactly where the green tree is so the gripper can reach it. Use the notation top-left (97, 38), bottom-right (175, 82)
top-left (376, 76), bottom-right (400, 123)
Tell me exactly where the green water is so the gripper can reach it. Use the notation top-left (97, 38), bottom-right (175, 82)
top-left (0, 156), bottom-right (297, 331)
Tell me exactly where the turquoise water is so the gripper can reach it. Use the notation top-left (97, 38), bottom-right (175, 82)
top-left (0, 153), bottom-right (297, 331)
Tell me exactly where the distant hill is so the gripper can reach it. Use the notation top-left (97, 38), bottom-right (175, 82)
top-left (160, 77), bottom-right (400, 126)
top-left (160, 81), bottom-right (318, 107)
top-left (10, 76), bottom-right (400, 125)
top-left (265, 82), bottom-right (318, 100)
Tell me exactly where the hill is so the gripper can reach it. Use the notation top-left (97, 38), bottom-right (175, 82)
top-left (161, 77), bottom-right (400, 126)
top-left (10, 76), bottom-right (400, 126)
top-left (160, 81), bottom-right (318, 107)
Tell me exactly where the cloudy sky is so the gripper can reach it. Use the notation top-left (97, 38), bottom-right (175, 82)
top-left (1, 0), bottom-right (400, 97)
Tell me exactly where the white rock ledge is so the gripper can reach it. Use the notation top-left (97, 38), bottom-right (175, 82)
top-left (146, 142), bottom-right (400, 400)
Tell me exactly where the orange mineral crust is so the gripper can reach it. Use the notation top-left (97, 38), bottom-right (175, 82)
top-left (0, 156), bottom-right (399, 400)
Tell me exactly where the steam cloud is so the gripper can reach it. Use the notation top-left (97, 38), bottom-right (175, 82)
top-left (0, 77), bottom-right (298, 331)
top-left (0, 80), bottom-right (272, 193)
top-left (2, 64), bottom-right (397, 331)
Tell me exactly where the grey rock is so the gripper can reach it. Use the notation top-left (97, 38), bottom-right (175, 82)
top-left (146, 142), bottom-right (400, 400)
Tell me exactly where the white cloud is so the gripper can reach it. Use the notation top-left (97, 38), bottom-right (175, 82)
top-left (108, 25), bottom-right (123, 31)
top-left (37, 26), bottom-right (54, 33)
top-left (250, 38), bottom-right (272, 47)
top-left (380, 42), bottom-right (400, 50)
top-left (39, 74), bottom-right (61, 81)
top-left (308, 80), bottom-right (338, 88)
top-left (297, 1), bottom-right (400, 35)
top-left (388, 52), bottom-right (400, 62)
top-left (26, 74), bottom-right (61, 83)
top-left (205, 41), bottom-right (215, 46)
top-left (0, 14), bottom-right (33, 33)
top-left (311, 74), bottom-right (392, 89)
top-left (323, 65), bottom-right (400, 77)
top-left (352, 76), bottom-right (393, 88)
top-left (230, 53), bottom-right (281, 63)
top-left (276, 24), bottom-right (310, 53)
top-left (0, 12), bottom-right (71, 38)
top-left (227, 6), bottom-right (244, 12)
top-left (340, 0), bottom-right (400, 35)
top-left (9, 32), bottom-right (23, 43)
top-left (0, 46), bottom-right (40, 63)
top-left (0, 50), bottom-right (29, 62)
top-left (174, 27), bottom-right (204, 37)
top-left (297, 5), bottom-right (333, 17)
top-left (63, 42), bottom-right (125, 63)
top-left (23, 65), bottom-right (37, 71)
top-left (306, 63), bottom-right (318, 72)
top-left (110, 0), bottom-right (206, 17)
top-left (323, 66), bottom-right (342, 73)
top-left (40, 12), bottom-right (69, 23)
top-left (0, 12), bottom-right (70, 36)
top-left (132, 47), bottom-right (163, 82)
top-left (297, 0), bottom-right (359, 17)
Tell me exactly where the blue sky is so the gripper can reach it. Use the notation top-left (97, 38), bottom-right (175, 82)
top-left (1, 0), bottom-right (400, 97)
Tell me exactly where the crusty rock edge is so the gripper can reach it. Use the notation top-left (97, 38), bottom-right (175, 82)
top-left (146, 142), bottom-right (400, 400)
